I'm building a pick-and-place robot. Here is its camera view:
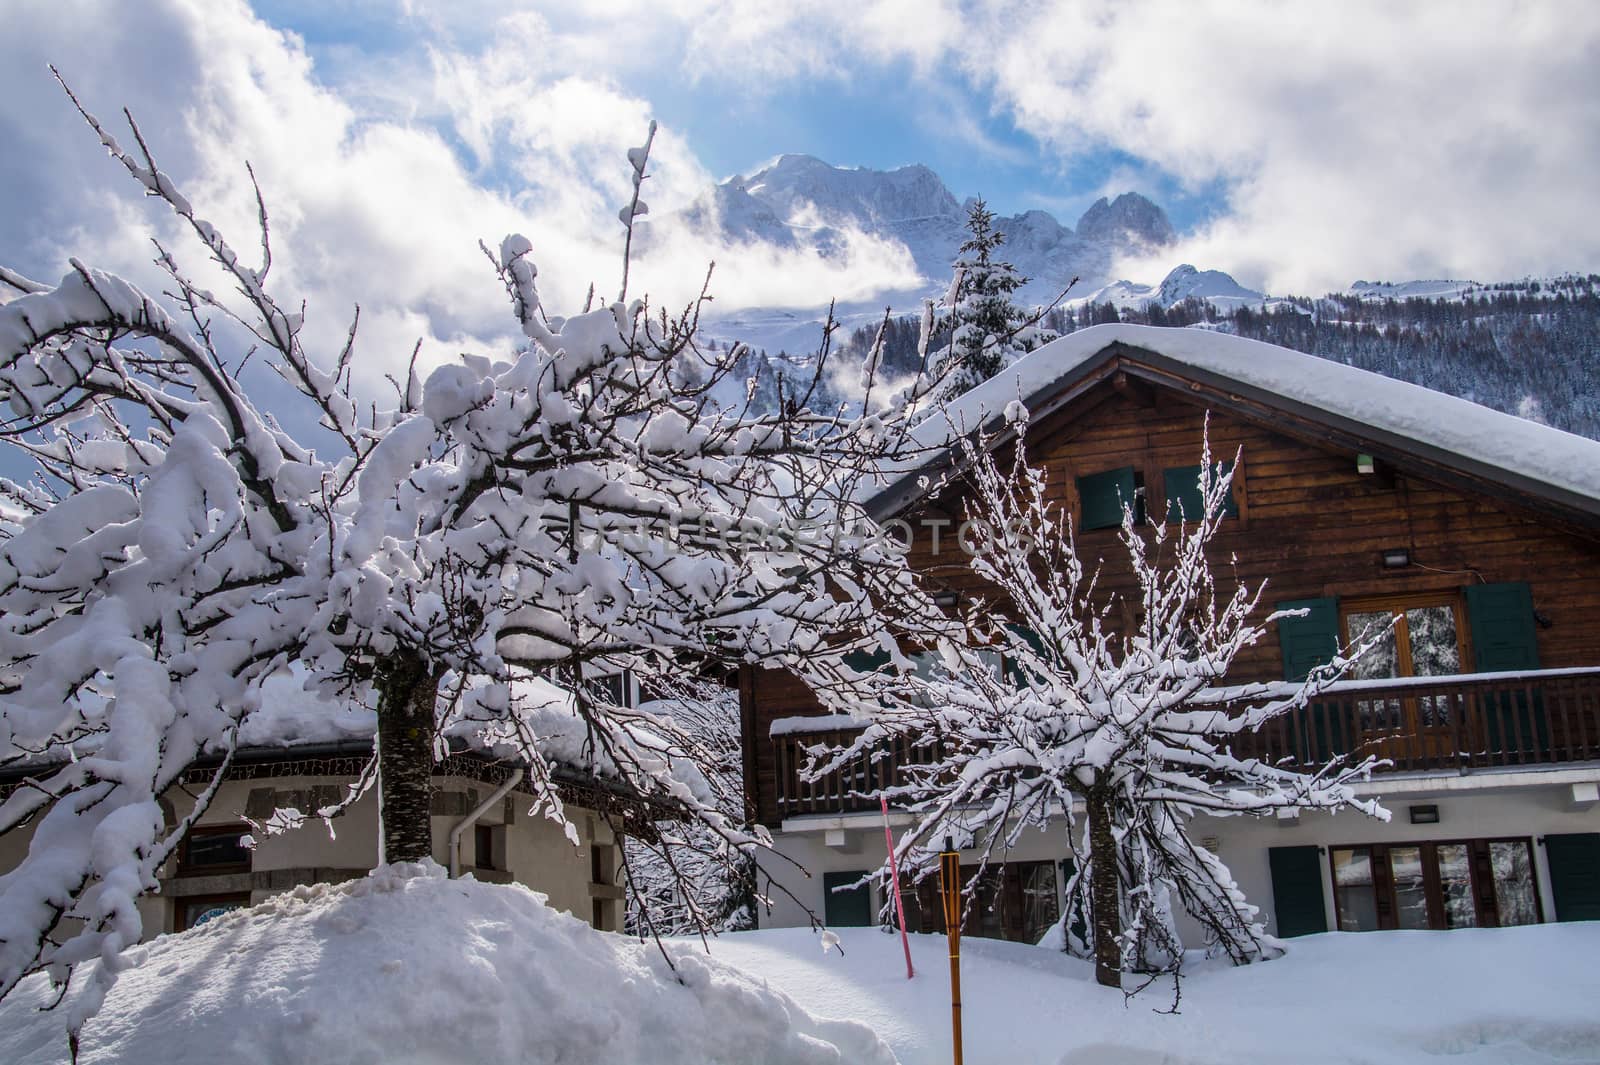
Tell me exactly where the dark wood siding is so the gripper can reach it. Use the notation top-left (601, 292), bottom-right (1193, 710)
top-left (743, 390), bottom-right (1600, 825)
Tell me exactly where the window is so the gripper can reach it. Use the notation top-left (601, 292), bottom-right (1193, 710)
top-left (590, 671), bottom-right (636, 708)
top-left (591, 843), bottom-right (614, 887)
top-left (1330, 838), bottom-right (1541, 931)
top-left (911, 860), bottom-right (1060, 943)
top-left (178, 825), bottom-right (251, 876)
top-left (1076, 453), bottom-right (1246, 532)
top-left (1344, 598), bottom-right (1464, 682)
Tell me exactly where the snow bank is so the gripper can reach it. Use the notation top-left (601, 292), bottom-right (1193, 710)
top-left (701, 924), bottom-right (1600, 1065)
top-left (0, 862), bottom-right (895, 1065)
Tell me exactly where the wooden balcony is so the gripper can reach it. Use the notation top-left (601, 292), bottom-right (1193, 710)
top-left (773, 728), bottom-right (944, 818)
top-left (1228, 667), bottom-right (1600, 774)
top-left (769, 668), bottom-right (1600, 820)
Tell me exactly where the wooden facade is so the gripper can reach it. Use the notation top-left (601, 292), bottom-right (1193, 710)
top-left (742, 344), bottom-right (1600, 828)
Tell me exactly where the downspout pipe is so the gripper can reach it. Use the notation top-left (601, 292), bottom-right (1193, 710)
top-left (448, 768), bottom-right (524, 878)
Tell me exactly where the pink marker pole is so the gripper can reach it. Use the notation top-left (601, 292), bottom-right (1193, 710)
top-left (880, 795), bottom-right (915, 979)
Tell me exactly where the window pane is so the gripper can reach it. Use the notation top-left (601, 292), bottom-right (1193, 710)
top-left (593, 673), bottom-right (629, 707)
top-left (185, 831), bottom-right (249, 868)
top-left (1332, 848), bottom-right (1379, 931)
top-left (1490, 841), bottom-right (1539, 927)
top-left (1347, 611), bottom-right (1399, 680)
top-left (1020, 862), bottom-right (1061, 944)
top-left (1389, 846), bottom-right (1430, 929)
top-left (967, 866), bottom-right (1006, 940)
top-left (1405, 607), bottom-right (1459, 677)
top-left (1436, 844), bottom-right (1477, 928)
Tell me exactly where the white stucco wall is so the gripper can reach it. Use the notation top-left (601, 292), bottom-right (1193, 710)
top-left (761, 774), bottom-right (1600, 943)
top-left (0, 772), bottom-right (623, 941)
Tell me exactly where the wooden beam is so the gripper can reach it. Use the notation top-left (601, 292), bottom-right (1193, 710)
top-left (1112, 369), bottom-right (1159, 409)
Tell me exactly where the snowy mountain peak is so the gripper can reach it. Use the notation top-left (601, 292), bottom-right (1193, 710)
top-left (738, 154), bottom-right (959, 224)
top-left (1081, 264), bottom-right (1265, 311)
top-left (676, 158), bottom-right (1194, 336)
top-left (1075, 192), bottom-right (1176, 248)
top-left (1156, 264), bottom-right (1263, 306)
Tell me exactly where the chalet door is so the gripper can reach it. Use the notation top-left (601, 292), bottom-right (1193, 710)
top-left (1343, 599), bottom-right (1465, 762)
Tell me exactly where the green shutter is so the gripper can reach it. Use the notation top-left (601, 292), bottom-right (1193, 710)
top-left (1058, 856), bottom-right (1090, 948)
top-left (823, 870), bottom-right (873, 927)
top-left (1268, 845), bottom-right (1328, 937)
top-left (1277, 598), bottom-right (1340, 682)
top-left (1164, 462), bottom-right (1237, 524)
top-left (1545, 833), bottom-right (1600, 922)
top-left (1464, 582), bottom-right (1546, 755)
top-left (1464, 582), bottom-right (1540, 671)
top-left (843, 647), bottom-right (892, 674)
top-left (1004, 623), bottom-right (1047, 685)
top-left (1277, 598), bottom-right (1341, 762)
top-left (1077, 467), bottom-right (1137, 531)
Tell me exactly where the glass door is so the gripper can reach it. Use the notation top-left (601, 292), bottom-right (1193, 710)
top-left (1343, 598), bottom-right (1464, 763)
top-left (1329, 838), bottom-right (1541, 931)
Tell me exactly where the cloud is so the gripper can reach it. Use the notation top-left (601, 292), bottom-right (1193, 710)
top-left (536, 0), bottom-right (1600, 292)
top-left (2, 0), bottom-right (926, 403)
top-left (7, 0), bottom-right (1597, 418)
top-left (962, 1), bottom-right (1600, 291)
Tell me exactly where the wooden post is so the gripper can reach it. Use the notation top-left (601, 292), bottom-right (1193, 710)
top-left (939, 842), bottom-right (963, 1065)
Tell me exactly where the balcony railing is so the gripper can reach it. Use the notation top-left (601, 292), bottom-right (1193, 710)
top-left (770, 668), bottom-right (1600, 820)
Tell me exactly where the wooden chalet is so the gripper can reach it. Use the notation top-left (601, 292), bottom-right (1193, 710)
top-left (742, 324), bottom-right (1600, 943)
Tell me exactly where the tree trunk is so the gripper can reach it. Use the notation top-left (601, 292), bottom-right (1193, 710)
top-left (1086, 783), bottom-right (1122, 988)
top-left (374, 650), bottom-right (442, 865)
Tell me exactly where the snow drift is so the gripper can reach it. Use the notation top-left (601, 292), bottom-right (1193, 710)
top-left (0, 863), bottom-right (895, 1065)
top-left (704, 924), bottom-right (1600, 1065)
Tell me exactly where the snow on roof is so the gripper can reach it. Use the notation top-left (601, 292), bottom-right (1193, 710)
top-left (240, 669), bottom-right (713, 805)
top-left (881, 323), bottom-right (1600, 512)
top-left (3, 670), bottom-right (709, 806)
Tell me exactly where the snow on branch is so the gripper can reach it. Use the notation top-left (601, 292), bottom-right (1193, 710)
top-left (0, 86), bottom-right (952, 1041)
top-left (819, 417), bottom-right (1388, 989)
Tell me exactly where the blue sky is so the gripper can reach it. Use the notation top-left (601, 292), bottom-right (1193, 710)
top-left (4, 0), bottom-right (1599, 395)
top-left (255, 0), bottom-right (1216, 232)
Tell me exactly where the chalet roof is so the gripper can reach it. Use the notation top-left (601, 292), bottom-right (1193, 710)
top-left (0, 671), bottom-right (713, 806)
top-left (869, 323), bottom-right (1600, 530)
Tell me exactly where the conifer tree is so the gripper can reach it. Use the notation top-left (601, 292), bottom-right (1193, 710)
top-left (935, 199), bottom-right (1041, 399)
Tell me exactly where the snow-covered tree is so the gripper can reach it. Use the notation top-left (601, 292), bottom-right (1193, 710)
top-left (828, 414), bottom-right (1388, 989)
top-left (622, 678), bottom-right (756, 936)
top-left (933, 200), bottom-right (1053, 400)
top-left (0, 86), bottom-right (946, 1035)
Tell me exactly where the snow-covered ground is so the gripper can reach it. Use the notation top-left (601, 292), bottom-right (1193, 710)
top-left (2, 864), bottom-right (1593, 1064)
top-left (0, 864), bottom-right (893, 1065)
top-left (700, 923), bottom-right (1600, 1065)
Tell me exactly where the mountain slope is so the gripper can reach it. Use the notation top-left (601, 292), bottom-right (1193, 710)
top-left (666, 154), bottom-right (1176, 308)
